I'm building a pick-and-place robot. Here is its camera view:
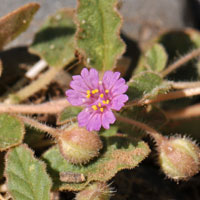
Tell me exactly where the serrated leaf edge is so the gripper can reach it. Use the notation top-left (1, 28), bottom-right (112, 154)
top-left (0, 114), bottom-right (25, 151)
top-left (75, 0), bottom-right (126, 71)
top-left (29, 8), bottom-right (76, 69)
top-left (0, 3), bottom-right (40, 49)
top-left (43, 141), bottom-right (150, 192)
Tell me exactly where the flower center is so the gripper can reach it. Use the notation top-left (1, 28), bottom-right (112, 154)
top-left (85, 88), bottom-right (110, 113)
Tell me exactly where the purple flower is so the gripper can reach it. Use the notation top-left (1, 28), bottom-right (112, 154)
top-left (66, 68), bottom-right (128, 131)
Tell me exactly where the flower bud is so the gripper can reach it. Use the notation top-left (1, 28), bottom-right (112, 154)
top-left (58, 124), bottom-right (102, 164)
top-left (158, 136), bottom-right (200, 180)
top-left (75, 182), bottom-right (112, 200)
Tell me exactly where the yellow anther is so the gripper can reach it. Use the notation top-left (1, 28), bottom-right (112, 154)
top-left (100, 108), bottom-right (104, 112)
top-left (105, 89), bottom-right (109, 93)
top-left (102, 100), bottom-right (106, 104)
top-left (92, 105), bottom-right (98, 110)
top-left (92, 89), bottom-right (99, 94)
top-left (86, 90), bottom-right (90, 94)
top-left (100, 93), bottom-right (104, 98)
top-left (106, 100), bottom-right (110, 104)
top-left (86, 94), bottom-right (91, 98)
top-left (98, 103), bottom-right (101, 107)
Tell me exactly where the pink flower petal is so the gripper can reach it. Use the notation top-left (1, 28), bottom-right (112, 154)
top-left (66, 89), bottom-right (85, 106)
top-left (89, 68), bottom-right (99, 89)
top-left (78, 109), bottom-right (91, 127)
top-left (66, 68), bottom-right (129, 131)
top-left (86, 113), bottom-right (102, 131)
top-left (111, 94), bottom-right (128, 111)
top-left (102, 110), bottom-right (116, 129)
top-left (111, 78), bottom-right (128, 95)
top-left (102, 71), bottom-right (120, 90)
top-left (81, 68), bottom-right (99, 90)
top-left (70, 75), bottom-right (89, 92)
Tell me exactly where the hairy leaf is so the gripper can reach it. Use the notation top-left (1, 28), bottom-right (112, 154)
top-left (57, 106), bottom-right (82, 125)
top-left (185, 28), bottom-right (200, 48)
top-left (76, 0), bottom-right (125, 71)
top-left (29, 9), bottom-right (76, 68)
top-left (146, 44), bottom-right (168, 72)
top-left (42, 134), bottom-right (150, 191)
top-left (0, 114), bottom-right (25, 151)
top-left (158, 30), bottom-right (199, 81)
top-left (136, 44), bottom-right (167, 74)
top-left (5, 144), bottom-right (52, 200)
top-left (0, 3), bottom-right (40, 50)
top-left (127, 71), bottom-right (171, 100)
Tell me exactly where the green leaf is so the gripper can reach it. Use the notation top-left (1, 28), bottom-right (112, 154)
top-left (135, 44), bottom-right (168, 74)
top-left (0, 3), bottom-right (40, 50)
top-left (76, 0), bottom-right (125, 71)
top-left (57, 106), bottom-right (82, 125)
top-left (5, 144), bottom-right (52, 200)
top-left (185, 28), bottom-right (200, 48)
top-left (42, 134), bottom-right (150, 191)
top-left (127, 71), bottom-right (171, 100)
top-left (158, 30), bottom-right (199, 81)
top-left (0, 114), bottom-right (25, 151)
top-left (29, 9), bottom-right (76, 69)
top-left (146, 44), bottom-right (168, 72)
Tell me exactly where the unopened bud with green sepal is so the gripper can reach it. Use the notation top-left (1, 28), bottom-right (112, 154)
top-left (58, 123), bottom-right (102, 164)
top-left (158, 136), bottom-right (200, 181)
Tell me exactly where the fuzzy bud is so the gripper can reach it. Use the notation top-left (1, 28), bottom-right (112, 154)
top-left (58, 124), bottom-right (102, 164)
top-left (158, 136), bottom-right (200, 180)
top-left (75, 182), bottom-right (113, 200)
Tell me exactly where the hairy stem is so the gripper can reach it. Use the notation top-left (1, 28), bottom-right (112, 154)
top-left (0, 98), bottom-right (69, 114)
top-left (17, 115), bottom-right (61, 138)
top-left (126, 87), bottom-right (200, 107)
top-left (144, 87), bottom-right (200, 104)
top-left (165, 103), bottom-right (200, 119)
top-left (161, 48), bottom-right (200, 77)
top-left (116, 114), bottom-right (163, 145)
top-left (170, 81), bottom-right (200, 89)
top-left (4, 67), bottom-right (59, 104)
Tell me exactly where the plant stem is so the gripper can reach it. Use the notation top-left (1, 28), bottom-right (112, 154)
top-left (170, 81), bottom-right (200, 89)
top-left (144, 87), bottom-right (200, 104)
top-left (116, 114), bottom-right (163, 145)
top-left (126, 87), bottom-right (200, 107)
top-left (17, 115), bottom-right (60, 138)
top-left (0, 98), bottom-right (69, 114)
top-left (161, 48), bottom-right (200, 77)
top-left (165, 103), bottom-right (200, 119)
top-left (4, 67), bottom-right (59, 104)
top-left (25, 59), bottom-right (47, 79)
